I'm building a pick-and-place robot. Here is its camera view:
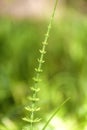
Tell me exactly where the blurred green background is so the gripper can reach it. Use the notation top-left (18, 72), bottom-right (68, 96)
top-left (0, 0), bottom-right (87, 130)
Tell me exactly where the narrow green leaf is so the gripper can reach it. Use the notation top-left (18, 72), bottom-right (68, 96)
top-left (42, 97), bottom-right (71, 130)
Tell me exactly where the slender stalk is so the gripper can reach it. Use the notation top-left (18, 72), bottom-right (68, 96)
top-left (23, 0), bottom-right (59, 130)
top-left (42, 97), bottom-right (71, 130)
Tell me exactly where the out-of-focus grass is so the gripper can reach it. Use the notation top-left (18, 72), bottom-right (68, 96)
top-left (0, 11), bottom-right (87, 130)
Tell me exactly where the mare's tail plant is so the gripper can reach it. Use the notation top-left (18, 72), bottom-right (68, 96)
top-left (22, 0), bottom-right (70, 130)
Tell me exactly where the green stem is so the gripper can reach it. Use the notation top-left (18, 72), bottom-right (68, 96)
top-left (42, 97), bottom-right (71, 130)
top-left (30, 0), bottom-right (59, 129)
top-left (23, 0), bottom-right (59, 130)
